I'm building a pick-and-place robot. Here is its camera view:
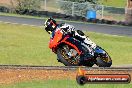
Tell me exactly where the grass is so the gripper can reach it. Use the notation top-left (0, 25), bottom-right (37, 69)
top-left (86, 32), bottom-right (132, 65)
top-left (100, 0), bottom-right (126, 21)
top-left (0, 22), bottom-right (62, 66)
top-left (0, 80), bottom-right (131, 88)
top-left (102, 10), bottom-right (125, 21)
top-left (99, 0), bottom-right (126, 7)
top-left (0, 22), bottom-right (132, 66)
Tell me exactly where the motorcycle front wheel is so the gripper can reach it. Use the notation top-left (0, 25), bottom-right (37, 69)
top-left (57, 45), bottom-right (80, 66)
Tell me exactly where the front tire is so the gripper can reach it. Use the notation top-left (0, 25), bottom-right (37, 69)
top-left (57, 45), bottom-right (80, 66)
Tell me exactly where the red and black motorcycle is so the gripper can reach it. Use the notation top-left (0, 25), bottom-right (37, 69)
top-left (49, 28), bottom-right (112, 67)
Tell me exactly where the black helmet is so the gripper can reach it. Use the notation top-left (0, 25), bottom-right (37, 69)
top-left (44, 18), bottom-right (57, 34)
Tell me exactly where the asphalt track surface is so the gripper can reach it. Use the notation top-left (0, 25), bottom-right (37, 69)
top-left (0, 15), bottom-right (132, 37)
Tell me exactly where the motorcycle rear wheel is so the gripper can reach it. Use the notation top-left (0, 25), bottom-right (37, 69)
top-left (96, 52), bottom-right (112, 67)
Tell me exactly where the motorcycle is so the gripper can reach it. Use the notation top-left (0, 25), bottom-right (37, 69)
top-left (48, 28), bottom-right (112, 67)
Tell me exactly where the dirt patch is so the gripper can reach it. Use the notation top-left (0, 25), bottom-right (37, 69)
top-left (0, 69), bottom-right (131, 84)
top-left (0, 69), bottom-right (76, 84)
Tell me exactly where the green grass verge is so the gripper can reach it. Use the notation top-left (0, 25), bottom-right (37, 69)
top-left (86, 32), bottom-right (132, 65)
top-left (0, 22), bottom-right (62, 66)
top-left (0, 22), bottom-right (132, 66)
top-left (0, 80), bottom-right (131, 88)
top-left (99, 0), bottom-right (126, 7)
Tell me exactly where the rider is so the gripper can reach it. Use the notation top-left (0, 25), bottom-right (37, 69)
top-left (44, 18), bottom-right (97, 63)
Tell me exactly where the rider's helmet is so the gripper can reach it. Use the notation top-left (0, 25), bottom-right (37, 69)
top-left (44, 18), bottom-right (57, 34)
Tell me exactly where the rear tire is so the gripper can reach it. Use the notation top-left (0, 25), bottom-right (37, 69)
top-left (96, 53), bottom-right (112, 67)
